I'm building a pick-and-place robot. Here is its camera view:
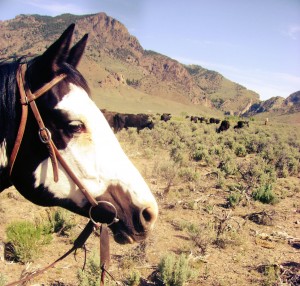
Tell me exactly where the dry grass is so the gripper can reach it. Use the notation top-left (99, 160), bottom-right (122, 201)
top-left (1, 117), bottom-right (300, 286)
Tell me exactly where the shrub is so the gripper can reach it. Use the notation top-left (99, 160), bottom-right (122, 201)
top-left (209, 145), bottom-right (223, 156)
top-left (117, 127), bottom-right (140, 147)
top-left (258, 264), bottom-right (280, 286)
top-left (178, 167), bottom-right (199, 183)
top-left (219, 155), bottom-right (237, 177)
top-left (126, 270), bottom-right (141, 286)
top-left (235, 144), bottom-right (247, 157)
top-left (192, 148), bottom-right (205, 162)
top-left (46, 208), bottom-right (76, 235)
top-left (275, 149), bottom-right (300, 177)
top-left (227, 191), bottom-right (242, 208)
top-left (153, 161), bottom-right (178, 192)
top-left (187, 223), bottom-right (215, 255)
top-left (224, 137), bottom-right (237, 150)
top-left (77, 252), bottom-right (102, 286)
top-left (158, 253), bottom-right (195, 286)
top-left (237, 157), bottom-right (277, 190)
top-left (191, 144), bottom-right (212, 165)
top-left (170, 146), bottom-right (187, 165)
top-left (213, 211), bottom-right (242, 248)
top-left (6, 221), bottom-right (52, 263)
top-left (252, 185), bottom-right (278, 204)
top-left (119, 241), bottom-right (148, 269)
top-left (139, 128), bottom-right (155, 148)
top-left (170, 147), bottom-right (182, 163)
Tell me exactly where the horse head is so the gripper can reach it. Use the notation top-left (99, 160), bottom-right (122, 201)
top-left (1, 24), bottom-right (158, 244)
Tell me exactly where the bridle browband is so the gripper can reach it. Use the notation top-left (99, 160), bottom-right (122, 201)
top-left (6, 63), bottom-right (119, 286)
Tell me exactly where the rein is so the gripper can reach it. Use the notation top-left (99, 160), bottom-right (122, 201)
top-left (6, 64), bottom-right (119, 285)
top-left (5, 219), bottom-right (116, 286)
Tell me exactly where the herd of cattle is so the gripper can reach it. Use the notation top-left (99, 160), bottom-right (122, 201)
top-left (101, 109), bottom-right (250, 133)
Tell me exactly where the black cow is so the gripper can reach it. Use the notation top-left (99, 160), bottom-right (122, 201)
top-left (113, 113), bottom-right (127, 132)
top-left (161, 113), bottom-right (172, 122)
top-left (208, 118), bottom-right (221, 124)
top-left (125, 113), bottom-right (154, 131)
top-left (114, 113), bottom-right (154, 132)
top-left (199, 117), bottom-right (206, 123)
top-left (234, 121), bottom-right (249, 129)
top-left (101, 110), bottom-right (154, 132)
top-left (217, 120), bottom-right (230, 133)
top-left (190, 116), bottom-right (199, 123)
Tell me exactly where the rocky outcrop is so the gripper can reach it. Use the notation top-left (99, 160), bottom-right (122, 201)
top-left (282, 91), bottom-right (300, 113)
top-left (245, 91), bottom-right (300, 116)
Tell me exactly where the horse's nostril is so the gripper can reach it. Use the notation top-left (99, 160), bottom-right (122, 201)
top-left (140, 206), bottom-right (158, 230)
top-left (142, 208), bottom-right (152, 222)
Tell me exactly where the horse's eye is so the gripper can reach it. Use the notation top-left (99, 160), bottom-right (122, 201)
top-left (67, 121), bottom-right (85, 134)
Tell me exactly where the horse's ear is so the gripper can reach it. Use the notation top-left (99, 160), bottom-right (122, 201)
top-left (40, 24), bottom-right (75, 71)
top-left (67, 33), bottom-right (88, 68)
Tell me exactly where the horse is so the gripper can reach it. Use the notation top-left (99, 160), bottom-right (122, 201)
top-left (0, 24), bottom-right (158, 245)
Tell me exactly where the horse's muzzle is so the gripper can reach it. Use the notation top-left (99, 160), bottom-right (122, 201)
top-left (93, 186), bottom-right (158, 244)
top-left (109, 207), bottom-right (158, 244)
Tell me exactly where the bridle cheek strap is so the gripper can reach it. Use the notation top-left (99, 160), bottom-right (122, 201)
top-left (9, 64), bottom-right (67, 182)
top-left (9, 65), bottom-right (28, 177)
top-left (9, 64), bottom-right (99, 207)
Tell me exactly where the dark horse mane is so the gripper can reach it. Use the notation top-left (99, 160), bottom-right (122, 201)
top-left (0, 59), bottom-right (21, 153)
top-left (0, 59), bottom-right (22, 190)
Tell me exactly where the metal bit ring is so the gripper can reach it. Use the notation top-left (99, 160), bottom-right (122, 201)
top-left (89, 201), bottom-right (119, 227)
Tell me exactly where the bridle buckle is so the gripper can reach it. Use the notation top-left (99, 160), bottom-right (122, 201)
top-left (38, 127), bottom-right (52, 143)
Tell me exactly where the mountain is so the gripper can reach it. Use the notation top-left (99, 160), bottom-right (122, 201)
top-left (0, 12), bottom-right (277, 115)
top-left (245, 91), bottom-right (300, 116)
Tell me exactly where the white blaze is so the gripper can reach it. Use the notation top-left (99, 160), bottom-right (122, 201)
top-left (0, 139), bottom-right (8, 168)
top-left (34, 84), bottom-right (157, 212)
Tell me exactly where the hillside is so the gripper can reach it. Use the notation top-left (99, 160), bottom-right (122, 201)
top-left (0, 12), bottom-right (260, 115)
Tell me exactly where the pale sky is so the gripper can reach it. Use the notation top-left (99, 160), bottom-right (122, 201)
top-left (0, 0), bottom-right (299, 100)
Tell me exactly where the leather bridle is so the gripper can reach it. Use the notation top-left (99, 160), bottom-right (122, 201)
top-left (6, 63), bottom-right (119, 286)
top-left (9, 64), bottom-right (100, 207)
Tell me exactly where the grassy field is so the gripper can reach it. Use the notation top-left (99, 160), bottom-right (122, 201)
top-left (0, 114), bottom-right (299, 286)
